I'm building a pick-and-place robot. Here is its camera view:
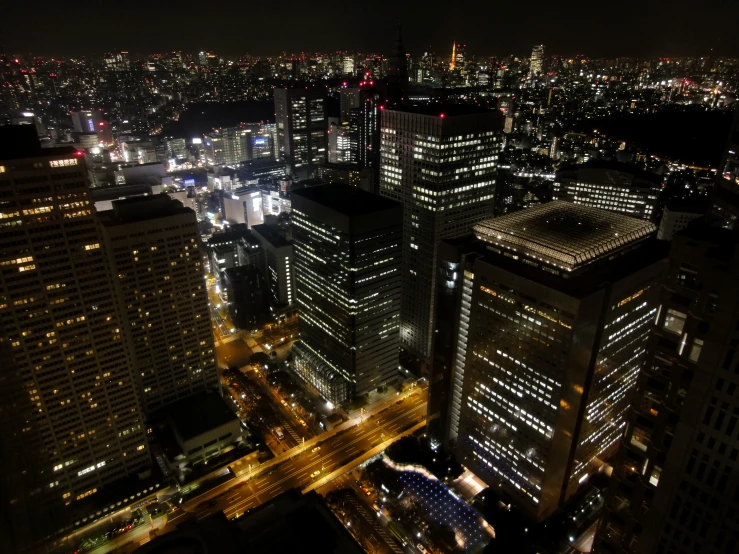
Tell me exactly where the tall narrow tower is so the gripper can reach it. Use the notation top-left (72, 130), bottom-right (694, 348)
top-left (386, 24), bottom-right (408, 105)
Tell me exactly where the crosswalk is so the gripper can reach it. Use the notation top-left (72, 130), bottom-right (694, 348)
top-left (348, 496), bottom-right (404, 554)
top-left (283, 422), bottom-right (301, 443)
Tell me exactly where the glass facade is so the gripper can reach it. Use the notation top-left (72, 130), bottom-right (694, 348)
top-left (379, 108), bottom-right (502, 360)
top-left (291, 185), bottom-right (402, 404)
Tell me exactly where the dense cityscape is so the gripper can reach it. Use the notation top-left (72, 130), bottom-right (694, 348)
top-left (1, 21), bottom-right (739, 554)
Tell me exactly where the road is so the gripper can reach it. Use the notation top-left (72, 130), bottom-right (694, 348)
top-left (190, 394), bottom-right (426, 521)
top-left (63, 388), bottom-right (427, 554)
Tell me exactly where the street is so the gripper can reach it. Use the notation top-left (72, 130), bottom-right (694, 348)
top-left (84, 391), bottom-right (427, 553)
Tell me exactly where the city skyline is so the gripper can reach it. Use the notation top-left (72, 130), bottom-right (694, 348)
top-left (3, 1), bottom-right (739, 58)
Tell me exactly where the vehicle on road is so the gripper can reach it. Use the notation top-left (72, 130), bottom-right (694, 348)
top-left (273, 427), bottom-right (285, 440)
top-left (312, 446), bottom-right (321, 453)
top-left (388, 521), bottom-right (408, 547)
top-left (310, 470), bottom-right (321, 478)
top-left (417, 544), bottom-right (429, 554)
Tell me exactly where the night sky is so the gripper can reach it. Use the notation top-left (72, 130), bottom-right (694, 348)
top-left (4, 0), bottom-right (739, 58)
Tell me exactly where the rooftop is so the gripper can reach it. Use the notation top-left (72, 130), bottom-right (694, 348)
top-left (98, 194), bottom-right (192, 224)
top-left (251, 223), bottom-right (292, 248)
top-left (388, 104), bottom-right (499, 118)
top-left (292, 182), bottom-right (400, 216)
top-left (0, 125), bottom-right (77, 161)
top-left (557, 160), bottom-right (663, 185)
top-left (165, 392), bottom-right (238, 442)
top-left (473, 201), bottom-right (656, 273)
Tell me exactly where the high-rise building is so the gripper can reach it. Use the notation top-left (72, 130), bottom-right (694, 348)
top-left (379, 105), bottom-right (503, 362)
top-left (274, 87), bottom-right (327, 179)
top-left (386, 25), bottom-right (408, 105)
top-left (430, 201), bottom-right (666, 521)
top-left (251, 223), bottom-right (296, 313)
top-left (70, 109), bottom-right (111, 145)
top-left (594, 110), bottom-right (739, 554)
top-left (656, 198), bottom-right (706, 240)
top-left (340, 87), bottom-right (361, 123)
top-left (98, 195), bottom-right (218, 414)
top-left (0, 127), bottom-right (150, 547)
top-left (203, 126), bottom-right (256, 166)
top-left (554, 161), bottom-right (662, 221)
top-left (328, 121), bottom-right (356, 164)
top-left (530, 44), bottom-right (545, 77)
top-left (291, 184), bottom-right (402, 404)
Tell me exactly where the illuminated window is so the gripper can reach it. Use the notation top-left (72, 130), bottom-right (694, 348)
top-left (663, 309), bottom-right (686, 335)
top-left (689, 338), bottom-right (704, 363)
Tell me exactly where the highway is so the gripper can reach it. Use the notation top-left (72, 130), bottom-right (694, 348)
top-left (190, 393), bottom-right (426, 520)
top-left (89, 391), bottom-right (427, 553)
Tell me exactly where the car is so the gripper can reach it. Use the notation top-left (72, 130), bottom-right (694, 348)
top-left (312, 446), bottom-right (321, 453)
top-left (417, 544), bottom-right (429, 554)
top-left (299, 419), bottom-right (307, 427)
top-left (310, 470), bottom-right (321, 478)
top-left (281, 400), bottom-right (288, 407)
top-left (361, 487), bottom-right (371, 496)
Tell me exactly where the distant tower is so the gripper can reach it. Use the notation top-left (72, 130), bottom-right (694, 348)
top-left (530, 44), bottom-right (545, 77)
top-left (386, 24), bottom-right (408, 105)
top-left (450, 42), bottom-right (457, 70)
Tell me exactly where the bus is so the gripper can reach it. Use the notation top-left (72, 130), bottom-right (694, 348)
top-left (388, 521), bottom-right (408, 547)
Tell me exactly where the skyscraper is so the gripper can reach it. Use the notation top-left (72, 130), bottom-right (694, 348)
top-left (0, 127), bottom-right (150, 547)
top-left (530, 44), bottom-right (545, 77)
top-left (595, 111), bottom-right (739, 554)
top-left (431, 202), bottom-right (666, 521)
top-left (386, 25), bottom-right (408, 105)
top-left (379, 105), bottom-right (503, 362)
top-left (98, 195), bottom-right (218, 414)
top-left (274, 87), bottom-right (327, 179)
top-left (291, 184), bottom-right (402, 404)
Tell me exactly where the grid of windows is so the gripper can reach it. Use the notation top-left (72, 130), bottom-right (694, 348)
top-left (379, 109), bottom-right (502, 359)
top-left (0, 154), bottom-right (150, 540)
top-left (99, 197), bottom-right (218, 413)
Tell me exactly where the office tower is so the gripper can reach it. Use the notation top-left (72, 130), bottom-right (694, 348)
top-left (656, 198), bottom-right (705, 240)
top-left (342, 55), bottom-right (355, 76)
top-left (328, 121), bottom-right (356, 164)
top-left (70, 109), bottom-right (111, 145)
top-left (340, 87), bottom-right (361, 123)
top-left (429, 201), bottom-right (666, 521)
top-left (530, 44), bottom-right (545, 77)
top-left (98, 195), bottom-right (218, 414)
top-left (252, 125), bottom-right (276, 160)
top-left (379, 105), bottom-right (503, 362)
top-left (222, 187), bottom-right (264, 228)
top-left (0, 127), bottom-right (150, 547)
top-left (386, 25), bottom-right (408, 105)
top-left (203, 126), bottom-right (254, 166)
top-left (251, 223), bottom-right (296, 313)
top-left (274, 87), bottom-right (327, 179)
top-left (554, 161), bottom-right (662, 221)
top-left (318, 163), bottom-right (374, 193)
top-left (223, 266), bottom-right (270, 330)
top-left (595, 112), bottom-right (739, 554)
top-left (291, 184), bottom-right (402, 404)
top-left (164, 137), bottom-right (187, 159)
top-left (260, 123), bottom-right (279, 160)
